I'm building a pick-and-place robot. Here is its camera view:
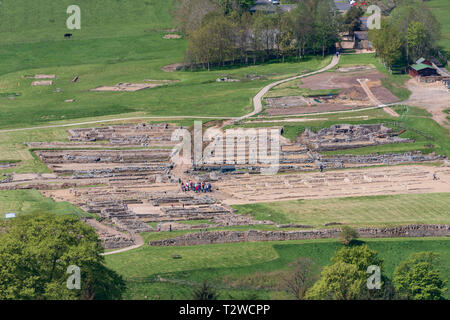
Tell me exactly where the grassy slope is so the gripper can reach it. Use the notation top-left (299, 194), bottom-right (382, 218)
top-left (105, 237), bottom-right (450, 299)
top-left (0, 0), bottom-right (332, 129)
top-left (232, 193), bottom-right (450, 227)
top-left (422, 0), bottom-right (450, 51)
top-left (0, 189), bottom-right (88, 218)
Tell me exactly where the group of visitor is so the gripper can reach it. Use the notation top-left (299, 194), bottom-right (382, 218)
top-left (181, 181), bottom-right (212, 193)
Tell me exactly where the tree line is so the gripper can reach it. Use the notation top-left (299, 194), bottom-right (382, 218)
top-left (369, 1), bottom-right (442, 71)
top-left (195, 228), bottom-right (448, 300)
top-left (176, 0), bottom-right (342, 70)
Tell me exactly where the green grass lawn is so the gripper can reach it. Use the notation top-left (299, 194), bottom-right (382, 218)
top-left (0, 189), bottom-right (88, 218)
top-left (105, 237), bottom-right (450, 300)
top-left (422, 0), bottom-right (450, 52)
top-left (0, 0), bottom-right (333, 130)
top-left (232, 193), bottom-right (450, 227)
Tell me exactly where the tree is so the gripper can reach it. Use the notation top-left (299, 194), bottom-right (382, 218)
top-left (284, 257), bottom-right (319, 300)
top-left (306, 245), bottom-right (387, 300)
top-left (174, 0), bottom-right (220, 33)
top-left (389, 3), bottom-right (440, 64)
top-left (305, 262), bottom-right (365, 300)
top-left (192, 280), bottom-right (220, 300)
top-left (289, 0), bottom-right (314, 58)
top-left (393, 252), bottom-right (447, 300)
top-left (343, 6), bottom-right (364, 35)
top-left (253, 13), bottom-right (277, 61)
top-left (186, 14), bottom-right (236, 69)
top-left (313, 0), bottom-right (340, 57)
top-left (218, 0), bottom-right (256, 14)
top-left (339, 225), bottom-right (359, 245)
top-left (0, 212), bottom-right (125, 300)
top-left (407, 21), bottom-right (430, 62)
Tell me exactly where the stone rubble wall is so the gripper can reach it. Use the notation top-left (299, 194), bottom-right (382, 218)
top-left (301, 124), bottom-right (415, 151)
top-left (320, 152), bottom-right (444, 167)
top-left (148, 225), bottom-right (449, 246)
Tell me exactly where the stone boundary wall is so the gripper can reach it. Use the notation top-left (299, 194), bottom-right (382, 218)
top-left (148, 225), bottom-right (449, 247)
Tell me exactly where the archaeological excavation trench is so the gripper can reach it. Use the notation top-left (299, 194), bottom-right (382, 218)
top-left (1, 122), bottom-right (448, 249)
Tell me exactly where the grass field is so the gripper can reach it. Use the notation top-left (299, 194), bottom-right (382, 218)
top-left (0, 189), bottom-right (88, 218)
top-left (105, 237), bottom-right (450, 299)
top-left (0, 0), bottom-right (333, 130)
top-left (232, 193), bottom-right (450, 227)
top-left (422, 0), bottom-right (450, 51)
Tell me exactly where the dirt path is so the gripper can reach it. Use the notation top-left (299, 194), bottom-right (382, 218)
top-left (358, 79), bottom-right (399, 117)
top-left (237, 55), bottom-right (341, 123)
top-left (219, 55), bottom-right (341, 129)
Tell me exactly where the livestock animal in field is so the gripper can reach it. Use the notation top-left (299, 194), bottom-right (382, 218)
top-left (64, 33), bottom-right (73, 39)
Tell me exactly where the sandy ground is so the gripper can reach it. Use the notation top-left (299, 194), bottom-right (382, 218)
top-left (297, 70), bottom-right (399, 107)
top-left (215, 165), bottom-right (450, 205)
top-left (358, 79), bottom-right (399, 117)
top-left (405, 79), bottom-right (450, 129)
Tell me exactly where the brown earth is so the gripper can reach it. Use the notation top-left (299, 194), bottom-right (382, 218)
top-left (266, 104), bottom-right (372, 116)
top-left (161, 63), bottom-right (184, 72)
top-left (216, 165), bottom-right (450, 205)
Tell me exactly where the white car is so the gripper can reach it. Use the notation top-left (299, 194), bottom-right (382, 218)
top-left (272, 0), bottom-right (280, 4)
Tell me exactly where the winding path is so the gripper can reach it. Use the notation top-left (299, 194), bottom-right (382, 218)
top-left (235, 55), bottom-right (341, 123)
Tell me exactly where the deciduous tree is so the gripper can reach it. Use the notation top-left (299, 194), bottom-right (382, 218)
top-left (0, 212), bottom-right (125, 300)
top-left (393, 252), bottom-right (447, 300)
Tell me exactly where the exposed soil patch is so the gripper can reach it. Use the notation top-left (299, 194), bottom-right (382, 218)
top-left (217, 166), bottom-right (450, 205)
top-left (163, 34), bottom-right (182, 39)
top-left (161, 63), bottom-right (184, 72)
top-left (265, 68), bottom-right (400, 116)
top-left (91, 82), bottom-right (166, 92)
top-left (405, 78), bottom-right (450, 129)
top-left (337, 65), bottom-right (374, 73)
top-left (26, 74), bottom-right (56, 79)
top-left (31, 80), bottom-right (53, 86)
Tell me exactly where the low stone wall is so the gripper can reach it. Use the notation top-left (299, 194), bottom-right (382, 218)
top-left (148, 224), bottom-right (449, 247)
top-left (103, 235), bottom-right (135, 249)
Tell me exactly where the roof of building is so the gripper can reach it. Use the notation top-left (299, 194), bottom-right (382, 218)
top-left (411, 63), bottom-right (435, 71)
top-left (416, 57), bottom-right (426, 64)
top-left (354, 31), bottom-right (369, 40)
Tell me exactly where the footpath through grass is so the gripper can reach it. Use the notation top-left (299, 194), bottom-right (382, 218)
top-left (105, 237), bottom-right (450, 300)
